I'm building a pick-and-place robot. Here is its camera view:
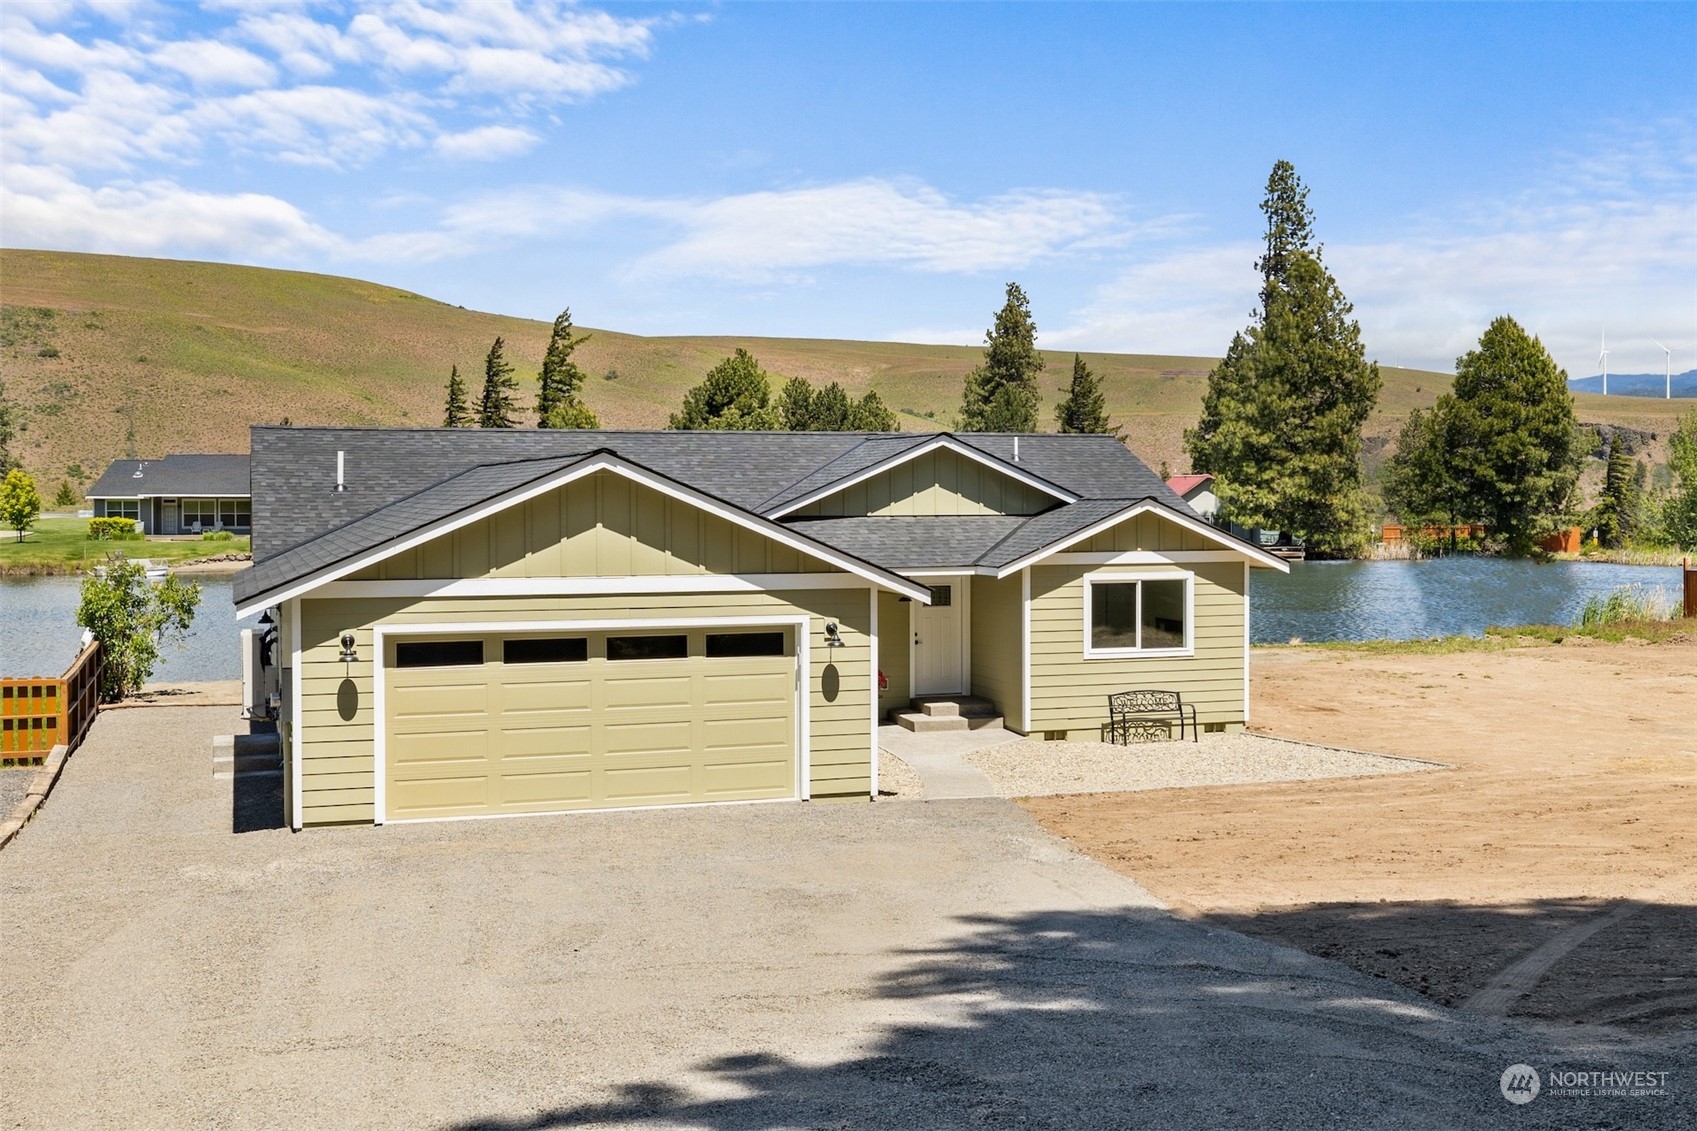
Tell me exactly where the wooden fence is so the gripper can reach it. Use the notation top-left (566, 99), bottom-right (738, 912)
top-left (1685, 559), bottom-right (1697, 619)
top-left (1, 640), bottom-right (104, 766)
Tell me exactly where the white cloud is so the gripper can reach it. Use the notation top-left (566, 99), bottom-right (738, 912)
top-left (0, 163), bottom-right (339, 258)
top-left (433, 123), bottom-right (540, 161)
top-left (0, 0), bottom-right (667, 175)
top-left (149, 39), bottom-right (277, 90)
top-left (1052, 123), bottom-right (1697, 377)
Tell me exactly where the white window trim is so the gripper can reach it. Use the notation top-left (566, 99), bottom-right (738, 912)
top-left (1081, 571), bottom-right (1195, 660)
top-left (764, 434), bottom-right (1077, 518)
top-left (370, 614), bottom-right (812, 826)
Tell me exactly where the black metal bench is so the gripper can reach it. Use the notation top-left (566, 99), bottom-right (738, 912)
top-left (1107, 690), bottom-right (1199, 744)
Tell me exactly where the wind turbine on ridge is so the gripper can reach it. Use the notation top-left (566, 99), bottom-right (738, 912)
top-left (1651, 338), bottom-right (1673, 400)
top-left (1599, 329), bottom-right (1608, 396)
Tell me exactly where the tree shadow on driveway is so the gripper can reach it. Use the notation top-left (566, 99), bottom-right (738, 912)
top-left (442, 906), bottom-right (1694, 1131)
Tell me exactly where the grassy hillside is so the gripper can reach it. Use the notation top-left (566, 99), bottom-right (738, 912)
top-left (2, 249), bottom-right (1690, 504)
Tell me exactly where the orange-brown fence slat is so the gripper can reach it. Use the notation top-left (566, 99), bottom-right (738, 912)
top-left (0, 640), bottom-right (103, 762)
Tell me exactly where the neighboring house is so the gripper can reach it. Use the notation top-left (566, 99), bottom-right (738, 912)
top-left (87, 454), bottom-right (251, 534)
top-left (233, 428), bottom-right (1288, 829)
top-left (1165, 473), bottom-right (1218, 521)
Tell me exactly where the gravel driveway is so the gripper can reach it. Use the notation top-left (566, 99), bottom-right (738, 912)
top-left (2, 705), bottom-right (1688, 1129)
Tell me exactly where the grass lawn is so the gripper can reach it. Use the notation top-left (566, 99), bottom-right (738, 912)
top-left (0, 516), bottom-right (249, 576)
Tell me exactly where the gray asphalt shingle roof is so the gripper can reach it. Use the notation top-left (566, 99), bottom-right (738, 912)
top-left (236, 426), bottom-right (1232, 607)
top-left (87, 454), bottom-right (250, 499)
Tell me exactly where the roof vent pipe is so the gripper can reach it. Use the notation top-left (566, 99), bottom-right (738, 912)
top-left (1013, 436), bottom-right (1020, 462)
top-left (336, 450), bottom-right (345, 492)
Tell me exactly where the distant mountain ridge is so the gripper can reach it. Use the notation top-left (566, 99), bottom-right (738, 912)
top-left (1568, 370), bottom-right (1697, 399)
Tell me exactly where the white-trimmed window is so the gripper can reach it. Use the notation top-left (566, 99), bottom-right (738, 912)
top-left (101, 499), bottom-right (140, 520)
top-left (1083, 573), bottom-right (1193, 657)
top-left (183, 498), bottom-right (218, 529)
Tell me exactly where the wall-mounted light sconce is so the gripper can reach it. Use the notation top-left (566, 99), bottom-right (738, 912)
top-left (338, 631), bottom-right (359, 668)
top-left (257, 610), bottom-right (275, 629)
top-left (823, 621), bottom-right (845, 648)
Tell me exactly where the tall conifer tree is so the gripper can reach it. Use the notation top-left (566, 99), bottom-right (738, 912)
top-left (477, 337), bottom-right (520, 429)
top-left (959, 283), bottom-right (1043, 432)
top-left (1054, 354), bottom-right (1118, 436)
top-left (1185, 161), bottom-right (1380, 555)
top-left (536, 308), bottom-right (599, 429)
top-left (442, 365), bottom-right (471, 428)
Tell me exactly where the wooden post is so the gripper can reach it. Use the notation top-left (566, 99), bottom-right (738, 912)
top-left (1685, 558), bottom-right (1696, 619)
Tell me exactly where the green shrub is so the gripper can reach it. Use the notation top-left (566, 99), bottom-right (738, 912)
top-left (37, 345), bottom-right (60, 358)
top-left (200, 529), bottom-right (234, 541)
top-left (88, 516), bottom-right (140, 540)
top-left (1575, 584), bottom-right (1674, 628)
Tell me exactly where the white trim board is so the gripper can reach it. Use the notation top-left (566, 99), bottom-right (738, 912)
top-left (764, 434), bottom-right (1077, 518)
top-left (315, 573), bottom-right (873, 600)
top-left (288, 598), bottom-right (303, 832)
top-left (369, 614), bottom-right (812, 826)
top-left (868, 586), bottom-right (879, 800)
top-left (1045, 550), bottom-right (1260, 565)
top-left (236, 454), bottom-right (932, 617)
top-left (993, 500), bottom-right (1292, 577)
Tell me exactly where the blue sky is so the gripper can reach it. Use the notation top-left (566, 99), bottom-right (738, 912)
top-left (2, 1), bottom-right (1693, 377)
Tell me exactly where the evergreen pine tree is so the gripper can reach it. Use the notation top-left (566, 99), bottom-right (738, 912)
top-left (1448, 316), bottom-right (1581, 555)
top-left (442, 365), bottom-right (471, 428)
top-left (778, 377), bottom-right (816, 430)
top-left (1185, 161), bottom-right (1380, 556)
top-left (1054, 354), bottom-right (1118, 435)
top-left (959, 283), bottom-right (1043, 432)
top-left (536, 308), bottom-right (598, 428)
top-left (669, 349), bottom-right (781, 430)
top-left (848, 389), bottom-right (898, 432)
top-left (477, 337), bottom-right (520, 429)
top-left (1594, 438), bottom-right (1639, 549)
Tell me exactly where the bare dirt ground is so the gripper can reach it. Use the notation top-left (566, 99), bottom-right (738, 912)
top-left (1022, 640), bottom-right (1697, 1035)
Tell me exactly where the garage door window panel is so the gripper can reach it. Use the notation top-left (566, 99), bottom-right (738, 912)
top-left (607, 634), bottom-right (689, 661)
top-left (503, 637), bottom-right (589, 664)
top-left (705, 631), bottom-right (787, 658)
top-left (395, 640), bottom-right (485, 668)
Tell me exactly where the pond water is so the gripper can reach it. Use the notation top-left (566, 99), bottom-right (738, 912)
top-left (0, 574), bottom-right (261, 680)
top-left (1250, 558), bottom-right (1685, 644)
top-left (0, 559), bottom-right (1686, 679)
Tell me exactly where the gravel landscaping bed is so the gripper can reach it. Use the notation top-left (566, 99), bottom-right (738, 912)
top-left (0, 768), bottom-right (33, 818)
top-left (876, 753), bottom-right (924, 799)
top-left (967, 732), bottom-right (1440, 797)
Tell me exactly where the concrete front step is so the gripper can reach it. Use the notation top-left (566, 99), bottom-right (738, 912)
top-left (893, 696), bottom-right (1005, 732)
top-left (891, 711), bottom-right (1007, 733)
top-left (911, 695), bottom-right (999, 718)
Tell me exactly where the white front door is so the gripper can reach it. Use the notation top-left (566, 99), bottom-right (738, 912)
top-left (912, 577), bottom-right (967, 696)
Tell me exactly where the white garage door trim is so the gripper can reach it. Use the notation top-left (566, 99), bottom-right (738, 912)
top-left (373, 614), bottom-right (812, 825)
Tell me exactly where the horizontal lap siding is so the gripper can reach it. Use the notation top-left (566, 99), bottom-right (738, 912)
top-left (1028, 561), bottom-right (1245, 736)
top-left (296, 587), bottom-right (874, 825)
top-left (970, 574), bottom-right (1024, 732)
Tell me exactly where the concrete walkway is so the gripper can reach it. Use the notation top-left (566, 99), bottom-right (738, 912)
top-left (877, 722), bottom-right (1020, 799)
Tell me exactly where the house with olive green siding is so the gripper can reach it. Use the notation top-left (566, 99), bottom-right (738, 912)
top-left (233, 427), bottom-right (1287, 829)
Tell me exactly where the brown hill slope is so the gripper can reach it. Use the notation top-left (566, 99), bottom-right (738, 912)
top-left (2, 249), bottom-right (1686, 500)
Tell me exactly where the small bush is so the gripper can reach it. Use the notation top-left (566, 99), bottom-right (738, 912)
top-left (37, 345), bottom-right (60, 358)
top-left (201, 529), bottom-right (234, 541)
top-left (88, 517), bottom-right (141, 541)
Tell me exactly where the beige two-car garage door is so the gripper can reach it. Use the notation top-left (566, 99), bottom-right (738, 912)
top-left (384, 627), bottom-right (797, 821)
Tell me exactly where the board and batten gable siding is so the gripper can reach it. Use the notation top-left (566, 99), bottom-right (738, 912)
top-left (294, 588), bottom-right (874, 826)
top-left (792, 447), bottom-right (1056, 518)
top-left (1027, 560), bottom-right (1246, 737)
top-left (346, 471), bottom-right (834, 582)
top-left (970, 574), bottom-right (1023, 731)
top-left (1075, 511), bottom-right (1218, 554)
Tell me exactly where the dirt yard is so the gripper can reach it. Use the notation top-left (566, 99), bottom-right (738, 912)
top-left (1022, 639), bottom-right (1697, 1034)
